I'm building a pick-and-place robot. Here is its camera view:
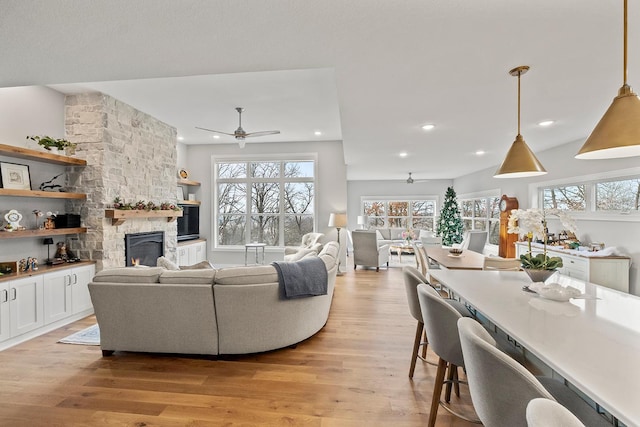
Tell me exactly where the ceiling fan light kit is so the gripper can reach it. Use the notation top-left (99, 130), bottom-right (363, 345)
top-left (576, 0), bottom-right (640, 160)
top-left (494, 65), bottom-right (547, 179)
top-left (196, 107), bottom-right (280, 148)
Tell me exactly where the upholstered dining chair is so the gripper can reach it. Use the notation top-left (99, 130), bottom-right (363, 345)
top-left (482, 256), bottom-right (521, 271)
top-left (461, 231), bottom-right (488, 254)
top-left (526, 398), bottom-right (586, 427)
top-left (402, 266), bottom-right (470, 378)
top-left (417, 284), bottom-right (480, 426)
top-left (457, 318), bottom-right (610, 427)
top-left (352, 230), bottom-right (390, 272)
top-left (413, 244), bottom-right (440, 284)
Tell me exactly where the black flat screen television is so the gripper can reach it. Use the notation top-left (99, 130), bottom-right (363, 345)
top-left (177, 205), bottom-right (200, 241)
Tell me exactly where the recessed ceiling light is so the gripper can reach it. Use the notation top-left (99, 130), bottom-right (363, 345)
top-left (421, 124), bottom-right (435, 131)
top-left (314, 131), bottom-right (322, 136)
top-left (212, 135), bottom-right (220, 139)
top-left (475, 150), bottom-right (486, 156)
top-left (538, 120), bottom-right (555, 127)
top-left (399, 152), bottom-right (408, 158)
top-left (177, 136), bottom-right (184, 141)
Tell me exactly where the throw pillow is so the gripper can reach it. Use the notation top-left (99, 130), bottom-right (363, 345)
top-left (157, 256), bottom-right (180, 271)
top-left (179, 260), bottom-right (214, 270)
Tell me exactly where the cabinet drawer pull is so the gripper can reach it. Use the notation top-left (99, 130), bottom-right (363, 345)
top-left (1, 289), bottom-right (7, 303)
top-left (73, 273), bottom-right (78, 285)
top-left (10, 288), bottom-right (17, 301)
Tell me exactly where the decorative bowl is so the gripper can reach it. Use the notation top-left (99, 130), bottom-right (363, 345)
top-left (523, 269), bottom-right (556, 283)
top-left (449, 248), bottom-right (463, 256)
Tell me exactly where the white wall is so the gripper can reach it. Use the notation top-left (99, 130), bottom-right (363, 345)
top-left (454, 137), bottom-right (640, 295)
top-left (182, 140), bottom-right (348, 268)
top-left (0, 86), bottom-right (67, 264)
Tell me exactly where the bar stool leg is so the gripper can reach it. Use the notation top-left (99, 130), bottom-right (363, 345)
top-left (428, 358), bottom-right (448, 427)
top-left (409, 321), bottom-right (424, 378)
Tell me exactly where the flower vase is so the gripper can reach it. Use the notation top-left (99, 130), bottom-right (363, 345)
top-left (524, 269), bottom-right (557, 283)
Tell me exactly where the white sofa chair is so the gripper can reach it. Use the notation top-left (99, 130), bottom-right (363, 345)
top-left (352, 230), bottom-right (390, 272)
top-left (284, 232), bottom-right (324, 261)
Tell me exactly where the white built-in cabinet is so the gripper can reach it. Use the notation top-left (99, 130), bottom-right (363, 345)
top-left (0, 263), bottom-right (95, 350)
top-left (177, 240), bottom-right (207, 266)
top-left (515, 242), bottom-right (630, 293)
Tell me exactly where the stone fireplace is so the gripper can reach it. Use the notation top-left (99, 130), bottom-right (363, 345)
top-left (63, 92), bottom-right (178, 271)
top-left (125, 231), bottom-right (165, 267)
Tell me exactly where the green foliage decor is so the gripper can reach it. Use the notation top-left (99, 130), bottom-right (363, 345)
top-left (27, 135), bottom-right (76, 151)
top-left (113, 196), bottom-right (181, 211)
top-left (436, 186), bottom-right (464, 246)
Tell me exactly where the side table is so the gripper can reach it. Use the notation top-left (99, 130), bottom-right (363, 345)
top-left (245, 243), bottom-right (267, 265)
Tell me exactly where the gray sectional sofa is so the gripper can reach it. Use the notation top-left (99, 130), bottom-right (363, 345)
top-left (88, 241), bottom-right (339, 357)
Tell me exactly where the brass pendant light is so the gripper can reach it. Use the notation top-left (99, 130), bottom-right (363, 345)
top-left (494, 66), bottom-right (547, 178)
top-left (576, 0), bottom-right (640, 159)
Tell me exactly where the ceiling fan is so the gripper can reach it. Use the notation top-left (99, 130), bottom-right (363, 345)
top-left (196, 107), bottom-right (280, 148)
top-left (406, 172), bottom-right (428, 184)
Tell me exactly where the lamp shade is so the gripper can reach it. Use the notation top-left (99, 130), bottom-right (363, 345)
top-left (576, 86), bottom-right (640, 159)
top-left (43, 237), bottom-right (54, 245)
top-left (328, 213), bottom-right (348, 228)
top-left (357, 215), bottom-right (367, 225)
top-left (494, 134), bottom-right (547, 178)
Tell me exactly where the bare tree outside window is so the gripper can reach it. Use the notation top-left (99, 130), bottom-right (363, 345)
top-left (215, 159), bottom-right (315, 247)
top-left (460, 196), bottom-right (500, 245)
top-left (543, 185), bottom-right (586, 211)
top-left (596, 179), bottom-right (640, 211)
top-left (362, 199), bottom-right (436, 230)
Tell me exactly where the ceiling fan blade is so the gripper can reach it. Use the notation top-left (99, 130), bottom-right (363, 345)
top-left (244, 130), bottom-right (280, 138)
top-left (195, 126), bottom-right (235, 136)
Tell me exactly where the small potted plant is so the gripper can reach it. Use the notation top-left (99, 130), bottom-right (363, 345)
top-left (26, 135), bottom-right (77, 155)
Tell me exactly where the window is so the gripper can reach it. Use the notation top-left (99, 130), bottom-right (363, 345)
top-left (215, 159), bottom-right (315, 247)
top-left (543, 185), bottom-right (586, 211)
top-left (362, 199), bottom-right (436, 231)
top-left (596, 178), bottom-right (640, 212)
top-left (460, 196), bottom-right (500, 245)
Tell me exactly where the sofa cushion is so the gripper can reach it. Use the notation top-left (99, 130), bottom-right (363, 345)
top-left (215, 265), bottom-right (279, 285)
top-left (179, 260), bottom-right (214, 270)
top-left (93, 266), bottom-right (164, 283)
top-left (157, 256), bottom-right (180, 271)
top-left (159, 269), bottom-right (216, 284)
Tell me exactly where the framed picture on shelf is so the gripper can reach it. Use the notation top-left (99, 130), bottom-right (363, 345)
top-left (0, 162), bottom-right (31, 190)
top-left (177, 186), bottom-right (185, 201)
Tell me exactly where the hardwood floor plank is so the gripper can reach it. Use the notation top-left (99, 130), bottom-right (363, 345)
top-left (0, 258), bottom-right (475, 426)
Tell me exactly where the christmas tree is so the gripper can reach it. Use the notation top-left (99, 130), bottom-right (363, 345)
top-left (436, 186), bottom-right (464, 246)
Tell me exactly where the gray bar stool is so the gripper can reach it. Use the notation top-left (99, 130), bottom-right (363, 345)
top-left (526, 398), bottom-right (586, 427)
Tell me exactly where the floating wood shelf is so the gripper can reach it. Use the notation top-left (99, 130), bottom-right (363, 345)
top-left (178, 200), bottom-right (201, 206)
top-left (177, 179), bottom-right (200, 186)
top-left (105, 209), bottom-right (183, 226)
top-left (0, 188), bottom-right (86, 199)
top-left (0, 227), bottom-right (87, 240)
top-left (0, 143), bottom-right (87, 166)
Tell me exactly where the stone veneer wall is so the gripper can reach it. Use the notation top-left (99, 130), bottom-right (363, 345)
top-left (64, 93), bottom-right (178, 271)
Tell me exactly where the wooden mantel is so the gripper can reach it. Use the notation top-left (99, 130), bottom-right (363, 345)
top-left (105, 209), bottom-right (183, 226)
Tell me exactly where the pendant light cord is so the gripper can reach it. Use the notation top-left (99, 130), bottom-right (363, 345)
top-left (624, 0), bottom-right (628, 86)
top-left (517, 70), bottom-right (521, 136)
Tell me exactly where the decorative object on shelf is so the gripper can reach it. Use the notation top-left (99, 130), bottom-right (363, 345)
top-left (44, 211), bottom-right (57, 229)
top-left (19, 257), bottom-right (38, 272)
top-left (576, 0), bottom-right (640, 160)
top-left (43, 237), bottom-right (54, 265)
top-left (0, 261), bottom-right (16, 274)
top-left (436, 186), bottom-right (464, 246)
top-left (494, 65), bottom-right (547, 178)
top-left (0, 162), bottom-right (31, 190)
top-left (112, 196), bottom-right (181, 211)
top-left (26, 135), bottom-right (76, 152)
top-left (508, 208), bottom-right (577, 281)
top-left (188, 193), bottom-right (196, 201)
top-left (4, 209), bottom-right (23, 231)
top-left (178, 168), bottom-right (189, 179)
top-left (177, 187), bottom-right (185, 200)
top-left (33, 209), bottom-right (44, 229)
top-left (39, 172), bottom-right (65, 192)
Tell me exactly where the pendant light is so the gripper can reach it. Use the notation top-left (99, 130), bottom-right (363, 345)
top-left (576, 0), bottom-right (640, 159)
top-left (494, 65), bottom-right (547, 178)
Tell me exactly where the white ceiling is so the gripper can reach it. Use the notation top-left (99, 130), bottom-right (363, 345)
top-left (0, 0), bottom-right (635, 180)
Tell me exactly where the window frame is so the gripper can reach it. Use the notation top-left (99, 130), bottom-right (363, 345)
top-left (360, 195), bottom-right (439, 231)
top-left (213, 154), bottom-right (318, 248)
top-left (459, 190), bottom-right (500, 247)
top-left (530, 167), bottom-right (640, 222)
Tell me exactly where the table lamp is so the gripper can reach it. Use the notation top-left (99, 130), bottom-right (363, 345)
top-left (43, 237), bottom-right (54, 265)
top-left (328, 213), bottom-right (348, 246)
top-left (357, 215), bottom-right (367, 230)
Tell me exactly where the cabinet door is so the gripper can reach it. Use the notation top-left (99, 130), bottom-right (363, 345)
top-left (9, 276), bottom-right (44, 337)
top-left (0, 282), bottom-right (10, 343)
top-left (43, 270), bottom-right (72, 324)
top-left (177, 247), bottom-right (189, 265)
top-left (194, 241), bottom-right (207, 263)
top-left (72, 264), bottom-right (95, 314)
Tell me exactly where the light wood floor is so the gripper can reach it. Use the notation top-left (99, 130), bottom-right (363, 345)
top-left (0, 258), bottom-right (477, 426)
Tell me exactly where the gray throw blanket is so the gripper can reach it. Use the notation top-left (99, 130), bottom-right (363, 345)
top-left (272, 257), bottom-right (328, 299)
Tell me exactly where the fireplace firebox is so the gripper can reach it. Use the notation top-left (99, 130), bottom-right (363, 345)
top-left (125, 231), bottom-right (165, 266)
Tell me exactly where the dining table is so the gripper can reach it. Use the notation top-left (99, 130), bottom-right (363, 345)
top-left (428, 269), bottom-right (640, 426)
top-left (424, 246), bottom-right (486, 270)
